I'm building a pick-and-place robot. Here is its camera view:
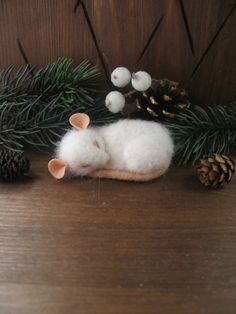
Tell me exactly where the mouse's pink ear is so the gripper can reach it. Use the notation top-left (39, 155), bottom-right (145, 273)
top-left (48, 159), bottom-right (67, 179)
top-left (69, 113), bottom-right (90, 131)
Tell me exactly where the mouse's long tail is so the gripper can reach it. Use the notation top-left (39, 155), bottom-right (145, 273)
top-left (88, 167), bottom-right (168, 182)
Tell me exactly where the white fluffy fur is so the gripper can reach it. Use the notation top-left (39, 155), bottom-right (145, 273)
top-left (56, 119), bottom-right (174, 176)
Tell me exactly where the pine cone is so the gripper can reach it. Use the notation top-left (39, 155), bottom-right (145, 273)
top-left (196, 154), bottom-right (235, 188)
top-left (134, 79), bottom-right (190, 120)
top-left (0, 150), bottom-right (30, 182)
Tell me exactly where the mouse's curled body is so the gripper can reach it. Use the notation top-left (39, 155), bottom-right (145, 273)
top-left (48, 113), bottom-right (174, 181)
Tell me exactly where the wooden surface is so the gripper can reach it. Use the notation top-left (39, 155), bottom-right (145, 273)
top-left (0, 0), bottom-right (235, 104)
top-left (0, 153), bottom-right (235, 314)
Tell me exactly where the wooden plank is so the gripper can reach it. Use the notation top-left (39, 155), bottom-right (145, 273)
top-left (0, 0), bottom-right (235, 103)
top-left (0, 1), bottom-right (23, 68)
top-left (0, 153), bottom-right (235, 313)
top-left (182, 0), bottom-right (233, 58)
top-left (0, 0), bottom-right (99, 67)
top-left (184, 0), bottom-right (236, 104)
top-left (138, 0), bottom-right (195, 85)
top-left (85, 0), bottom-right (165, 73)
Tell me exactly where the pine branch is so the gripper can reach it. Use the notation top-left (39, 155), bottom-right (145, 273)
top-left (0, 58), bottom-right (119, 152)
top-left (164, 103), bottom-right (236, 165)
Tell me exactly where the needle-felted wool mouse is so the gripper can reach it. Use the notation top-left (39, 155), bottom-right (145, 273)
top-left (48, 113), bottom-right (174, 181)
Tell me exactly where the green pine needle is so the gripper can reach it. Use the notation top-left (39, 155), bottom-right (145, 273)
top-left (0, 58), bottom-right (119, 152)
top-left (164, 103), bottom-right (236, 165)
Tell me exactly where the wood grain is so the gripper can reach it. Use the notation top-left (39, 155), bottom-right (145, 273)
top-left (0, 0), bottom-right (98, 67)
top-left (140, 0), bottom-right (195, 83)
top-left (85, 0), bottom-right (164, 72)
top-left (183, 0), bottom-right (236, 104)
top-left (0, 0), bottom-right (235, 103)
top-left (0, 153), bottom-right (235, 313)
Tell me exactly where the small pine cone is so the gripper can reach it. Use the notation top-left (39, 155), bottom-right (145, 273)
top-left (134, 79), bottom-right (190, 120)
top-left (196, 154), bottom-right (235, 188)
top-left (0, 150), bottom-right (30, 182)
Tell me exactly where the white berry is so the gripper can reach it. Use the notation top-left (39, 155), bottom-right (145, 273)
top-left (131, 71), bottom-right (152, 91)
top-left (111, 67), bottom-right (131, 88)
top-left (105, 91), bottom-right (125, 113)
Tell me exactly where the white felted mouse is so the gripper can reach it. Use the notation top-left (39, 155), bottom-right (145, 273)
top-left (48, 113), bottom-right (174, 181)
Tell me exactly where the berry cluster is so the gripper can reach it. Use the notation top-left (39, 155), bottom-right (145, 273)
top-left (105, 67), bottom-right (152, 114)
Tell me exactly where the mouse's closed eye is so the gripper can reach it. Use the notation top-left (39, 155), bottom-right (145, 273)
top-left (80, 163), bottom-right (91, 168)
top-left (93, 140), bottom-right (100, 149)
